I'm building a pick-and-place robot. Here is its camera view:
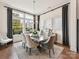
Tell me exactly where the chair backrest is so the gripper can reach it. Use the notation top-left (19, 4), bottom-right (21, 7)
top-left (25, 35), bottom-right (37, 48)
top-left (48, 36), bottom-right (56, 49)
top-left (0, 33), bottom-right (8, 39)
top-left (25, 35), bottom-right (31, 46)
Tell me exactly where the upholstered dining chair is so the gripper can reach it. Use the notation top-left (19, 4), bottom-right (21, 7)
top-left (25, 34), bottom-right (39, 55)
top-left (41, 35), bottom-right (56, 57)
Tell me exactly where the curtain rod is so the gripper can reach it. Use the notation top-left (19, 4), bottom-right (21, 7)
top-left (40, 2), bottom-right (70, 16)
top-left (4, 6), bottom-right (34, 15)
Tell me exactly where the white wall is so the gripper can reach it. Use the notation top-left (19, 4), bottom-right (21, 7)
top-left (52, 15), bottom-right (62, 43)
top-left (40, 8), bottom-right (62, 44)
top-left (69, 0), bottom-right (77, 52)
top-left (0, 3), bottom-right (7, 34)
top-left (40, 0), bottom-right (77, 52)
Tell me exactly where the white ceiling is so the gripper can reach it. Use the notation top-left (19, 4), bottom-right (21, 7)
top-left (2, 0), bottom-right (70, 15)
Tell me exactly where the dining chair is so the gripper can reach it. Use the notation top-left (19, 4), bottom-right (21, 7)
top-left (41, 35), bottom-right (56, 57)
top-left (25, 34), bottom-right (39, 55)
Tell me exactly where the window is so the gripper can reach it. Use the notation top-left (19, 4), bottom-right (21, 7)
top-left (12, 10), bottom-right (34, 34)
top-left (12, 10), bottom-right (24, 34)
top-left (25, 14), bottom-right (34, 29)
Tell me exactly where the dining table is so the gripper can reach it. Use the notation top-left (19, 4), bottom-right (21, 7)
top-left (25, 33), bottom-right (56, 52)
top-left (31, 35), bottom-right (47, 42)
top-left (29, 33), bottom-right (56, 43)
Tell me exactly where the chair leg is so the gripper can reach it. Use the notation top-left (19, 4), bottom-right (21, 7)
top-left (26, 47), bottom-right (28, 52)
top-left (52, 45), bottom-right (55, 54)
top-left (5, 43), bottom-right (7, 47)
top-left (22, 42), bottom-right (25, 48)
top-left (24, 43), bottom-right (26, 48)
top-left (29, 48), bottom-right (32, 55)
top-left (49, 49), bottom-right (51, 58)
top-left (37, 45), bottom-right (42, 53)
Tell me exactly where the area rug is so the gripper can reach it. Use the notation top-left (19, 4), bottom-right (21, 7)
top-left (13, 42), bottom-right (64, 59)
top-left (13, 34), bottom-right (22, 43)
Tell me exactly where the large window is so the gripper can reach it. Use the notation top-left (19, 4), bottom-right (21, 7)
top-left (12, 10), bottom-right (33, 34)
top-left (12, 11), bottom-right (24, 34)
top-left (25, 14), bottom-right (33, 29)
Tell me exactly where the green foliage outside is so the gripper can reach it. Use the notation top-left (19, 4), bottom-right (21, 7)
top-left (12, 19), bottom-right (22, 34)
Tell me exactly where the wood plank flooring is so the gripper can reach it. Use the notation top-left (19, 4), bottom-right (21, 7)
top-left (0, 43), bottom-right (79, 59)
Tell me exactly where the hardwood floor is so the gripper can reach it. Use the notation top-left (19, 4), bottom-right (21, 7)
top-left (0, 43), bottom-right (79, 59)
